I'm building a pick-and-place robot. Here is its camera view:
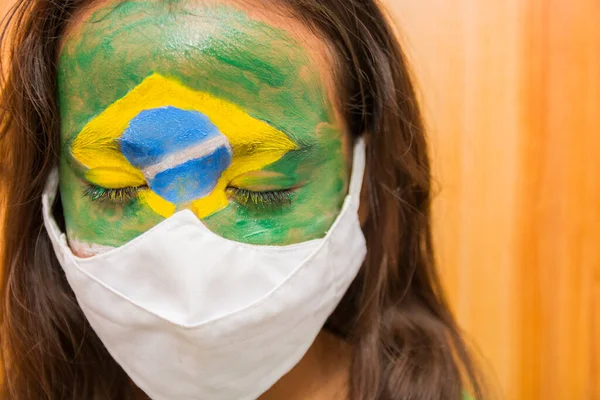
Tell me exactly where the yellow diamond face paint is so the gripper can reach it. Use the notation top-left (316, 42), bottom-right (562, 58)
top-left (72, 73), bottom-right (297, 218)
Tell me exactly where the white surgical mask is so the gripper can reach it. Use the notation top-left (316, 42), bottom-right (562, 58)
top-left (43, 139), bottom-right (367, 400)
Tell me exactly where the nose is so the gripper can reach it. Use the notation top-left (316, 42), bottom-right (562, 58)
top-left (120, 106), bottom-right (233, 204)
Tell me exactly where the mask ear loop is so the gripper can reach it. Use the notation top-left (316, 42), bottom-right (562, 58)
top-left (42, 168), bottom-right (66, 246)
top-left (348, 137), bottom-right (366, 207)
top-left (43, 167), bottom-right (60, 206)
top-left (42, 166), bottom-right (76, 257)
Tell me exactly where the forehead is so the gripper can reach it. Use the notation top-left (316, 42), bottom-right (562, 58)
top-left (58, 0), bottom-right (337, 144)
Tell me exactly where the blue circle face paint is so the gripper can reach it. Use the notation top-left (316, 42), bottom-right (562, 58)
top-left (120, 106), bottom-right (233, 203)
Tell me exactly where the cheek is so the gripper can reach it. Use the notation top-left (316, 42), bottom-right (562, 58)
top-left (67, 238), bottom-right (114, 258)
top-left (59, 161), bottom-right (165, 250)
top-left (203, 149), bottom-right (350, 245)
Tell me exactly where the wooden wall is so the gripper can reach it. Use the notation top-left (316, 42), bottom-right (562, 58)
top-left (0, 2), bottom-right (10, 21)
top-left (385, 0), bottom-right (599, 398)
top-left (1, 0), bottom-right (599, 398)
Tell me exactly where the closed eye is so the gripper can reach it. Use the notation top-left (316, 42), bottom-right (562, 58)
top-left (83, 184), bottom-right (295, 210)
top-left (226, 187), bottom-right (294, 210)
top-left (83, 184), bottom-right (147, 203)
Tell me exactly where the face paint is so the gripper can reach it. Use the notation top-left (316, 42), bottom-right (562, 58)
top-left (120, 107), bottom-right (233, 204)
top-left (72, 73), bottom-right (297, 218)
top-left (58, 1), bottom-right (349, 249)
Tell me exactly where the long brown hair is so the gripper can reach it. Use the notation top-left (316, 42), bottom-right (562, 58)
top-left (0, 0), bottom-right (486, 398)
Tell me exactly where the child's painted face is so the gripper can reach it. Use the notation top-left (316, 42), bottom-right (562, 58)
top-left (58, 0), bottom-right (349, 256)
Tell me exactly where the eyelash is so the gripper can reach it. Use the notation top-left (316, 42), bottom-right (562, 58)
top-left (83, 184), bottom-right (294, 209)
top-left (83, 184), bottom-right (146, 204)
top-left (226, 187), bottom-right (294, 210)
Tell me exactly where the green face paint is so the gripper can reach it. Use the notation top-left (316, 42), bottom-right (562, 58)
top-left (58, 0), bottom-right (349, 252)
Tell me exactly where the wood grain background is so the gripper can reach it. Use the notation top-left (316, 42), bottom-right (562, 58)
top-left (387, 0), bottom-right (599, 398)
top-left (1, 0), bottom-right (599, 399)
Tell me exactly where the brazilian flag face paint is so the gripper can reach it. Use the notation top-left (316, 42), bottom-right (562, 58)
top-left (72, 73), bottom-right (297, 219)
top-left (58, 1), bottom-right (349, 252)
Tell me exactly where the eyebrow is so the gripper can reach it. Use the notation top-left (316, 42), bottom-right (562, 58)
top-left (101, 133), bottom-right (312, 156)
top-left (104, 135), bottom-right (297, 154)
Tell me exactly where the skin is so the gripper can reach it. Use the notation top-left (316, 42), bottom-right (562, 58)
top-left (259, 331), bottom-right (352, 400)
top-left (58, 0), bottom-right (350, 252)
top-left (59, 0), bottom-right (354, 398)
